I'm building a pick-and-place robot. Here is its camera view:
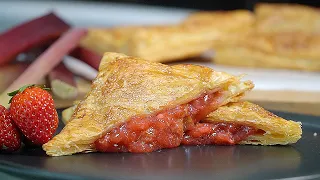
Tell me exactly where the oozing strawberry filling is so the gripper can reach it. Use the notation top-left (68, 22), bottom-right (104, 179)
top-left (182, 123), bottom-right (264, 145)
top-left (95, 91), bottom-right (262, 153)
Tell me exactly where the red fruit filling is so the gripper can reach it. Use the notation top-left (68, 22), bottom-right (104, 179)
top-left (182, 123), bottom-right (264, 145)
top-left (95, 91), bottom-right (263, 153)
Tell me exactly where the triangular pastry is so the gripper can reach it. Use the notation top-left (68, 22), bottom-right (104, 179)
top-left (43, 52), bottom-right (253, 156)
top-left (208, 4), bottom-right (320, 71)
top-left (81, 11), bottom-right (255, 63)
top-left (43, 53), bottom-right (301, 156)
top-left (80, 26), bottom-right (218, 63)
top-left (255, 3), bottom-right (320, 34)
top-left (212, 32), bottom-right (320, 71)
top-left (183, 10), bottom-right (254, 34)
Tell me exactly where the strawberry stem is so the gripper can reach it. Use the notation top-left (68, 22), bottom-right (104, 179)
top-left (7, 84), bottom-right (50, 103)
top-left (7, 84), bottom-right (35, 97)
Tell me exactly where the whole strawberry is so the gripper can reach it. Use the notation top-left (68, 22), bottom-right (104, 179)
top-left (0, 105), bottom-right (21, 152)
top-left (9, 85), bottom-right (58, 145)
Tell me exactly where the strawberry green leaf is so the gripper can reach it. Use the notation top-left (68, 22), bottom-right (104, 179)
top-left (7, 89), bottom-right (19, 97)
top-left (39, 84), bottom-right (51, 91)
top-left (7, 84), bottom-right (51, 104)
top-left (7, 84), bottom-right (35, 103)
top-left (7, 84), bottom-right (35, 96)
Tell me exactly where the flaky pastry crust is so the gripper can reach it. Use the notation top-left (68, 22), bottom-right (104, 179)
top-left (205, 101), bottom-right (302, 145)
top-left (43, 53), bottom-right (252, 156)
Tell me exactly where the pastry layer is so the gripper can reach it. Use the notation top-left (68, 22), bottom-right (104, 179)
top-left (205, 101), bottom-right (302, 145)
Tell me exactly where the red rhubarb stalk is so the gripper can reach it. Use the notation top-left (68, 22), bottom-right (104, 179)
top-left (72, 46), bottom-right (102, 70)
top-left (0, 12), bottom-right (70, 65)
top-left (0, 29), bottom-right (87, 107)
top-left (0, 64), bottom-right (46, 93)
top-left (49, 63), bottom-right (78, 99)
top-left (0, 64), bottom-right (28, 93)
top-left (0, 64), bottom-right (47, 93)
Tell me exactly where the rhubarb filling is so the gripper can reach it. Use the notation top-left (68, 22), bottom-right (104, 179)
top-left (95, 91), bottom-right (263, 153)
top-left (182, 123), bottom-right (264, 145)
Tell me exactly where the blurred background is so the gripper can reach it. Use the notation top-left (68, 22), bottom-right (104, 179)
top-left (0, 0), bottom-right (320, 116)
top-left (80, 0), bottom-right (320, 10)
top-left (1, 0), bottom-right (320, 29)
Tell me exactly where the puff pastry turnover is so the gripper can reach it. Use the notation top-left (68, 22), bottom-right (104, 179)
top-left (206, 4), bottom-right (320, 71)
top-left (43, 53), bottom-right (301, 156)
top-left (81, 25), bottom-right (219, 63)
top-left (255, 3), bottom-right (320, 34)
top-left (212, 32), bottom-right (320, 71)
top-left (183, 10), bottom-right (254, 34)
top-left (81, 10), bottom-right (254, 63)
top-left (43, 52), bottom-right (253, 156)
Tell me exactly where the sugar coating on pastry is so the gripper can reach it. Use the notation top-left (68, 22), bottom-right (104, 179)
top-left (43, 52), bottom-right (252, 156)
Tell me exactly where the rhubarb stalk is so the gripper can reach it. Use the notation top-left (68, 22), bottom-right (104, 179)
top-left (0, 64), bottom-right (44, 93)
top-left (0, 13), bottom-right (70, 65)
top-left (49, 63), bottom-right (78, 99)
top-left (72, 46), bottom-right (102, 70)
top-left (0, 64), bottom-right (27, 93)
top-left (0, 28), bottom-right (87, 107)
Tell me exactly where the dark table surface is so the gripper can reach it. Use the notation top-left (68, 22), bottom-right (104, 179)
top-left (0, 111), bottom-right (319, 180)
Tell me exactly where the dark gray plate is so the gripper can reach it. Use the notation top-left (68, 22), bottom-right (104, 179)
top-left (0, 111), bottom-right (319, 180)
